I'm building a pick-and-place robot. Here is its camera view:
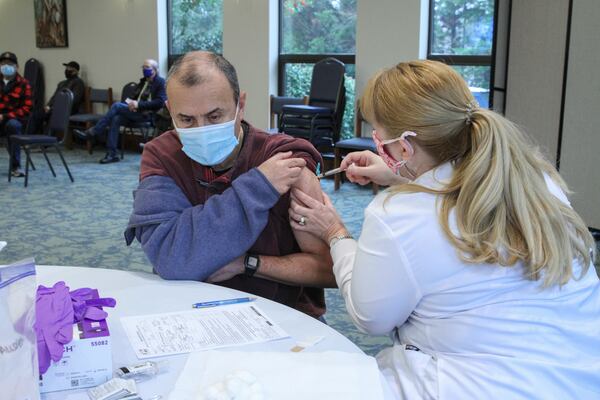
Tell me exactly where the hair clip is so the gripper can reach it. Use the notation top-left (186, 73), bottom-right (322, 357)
top-left (465, 100), bottom-right (479, 124)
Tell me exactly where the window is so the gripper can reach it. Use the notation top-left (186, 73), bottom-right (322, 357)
top-left (428, 0), bottom-right (497, 108)
top-left (279, 0), bottom-right (357, 139)
top-left (168, 0), bottom-right (223, 65)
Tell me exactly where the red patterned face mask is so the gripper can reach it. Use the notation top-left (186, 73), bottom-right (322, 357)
top-left (372, 130), bottom-right (417, 177)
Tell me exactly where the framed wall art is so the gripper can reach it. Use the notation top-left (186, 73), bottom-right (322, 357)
top-left (34, 0), bottom-right (68, 48)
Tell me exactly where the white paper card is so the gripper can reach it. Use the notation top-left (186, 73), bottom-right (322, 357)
top-left (121, 303), bottom-right (289, 358)
top-left (87, 377), bottom-right (136, 400)
top-left (169, 350), bottom-right (385, 400)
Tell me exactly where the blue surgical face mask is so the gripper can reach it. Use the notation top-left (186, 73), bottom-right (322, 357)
top-left (143, 67), bottom-right (154, 78)
top-left (1, 64), bottom-right (16, 77)
top-left (174, 105), bottom-right (240, 166)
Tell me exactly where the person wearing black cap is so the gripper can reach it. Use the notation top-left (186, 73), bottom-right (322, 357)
top-left (0, 51), bottom-right (32, 178)
top-left (45, 61), bottom-right (85, 116)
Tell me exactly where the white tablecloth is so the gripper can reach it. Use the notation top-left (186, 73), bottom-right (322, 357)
top-left (35, 266), bottom-right (393, 399)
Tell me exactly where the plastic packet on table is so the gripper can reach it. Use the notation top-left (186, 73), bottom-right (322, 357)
top-left (87, 377), bottom-right (152, 400)
top-left (115, 360), bottom-right (167, 381)
top-left (0, 258), bottom-right (40, 400)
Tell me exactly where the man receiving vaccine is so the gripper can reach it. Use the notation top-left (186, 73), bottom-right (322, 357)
top-left (125, 51), bottom-right (334, 319)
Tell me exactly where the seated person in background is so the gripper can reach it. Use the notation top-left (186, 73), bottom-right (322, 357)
top-left (45, 61), bottom-right (85, 117)
top-left (74, 59), bottom-right (166, 164)
top-left (0, 51), bottom-right (32, 178)
top-left (125, 51), bottom-right (335, 319)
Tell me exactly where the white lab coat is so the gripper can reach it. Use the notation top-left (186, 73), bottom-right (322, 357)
top-left (331, 162), bottom-right (600, 399)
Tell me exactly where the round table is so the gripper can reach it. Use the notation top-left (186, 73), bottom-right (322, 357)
top-left (37, 266), bottom-right (364, 399)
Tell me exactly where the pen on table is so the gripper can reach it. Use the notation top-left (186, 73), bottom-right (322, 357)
top-left (192, 297), bottom-right (256, 309)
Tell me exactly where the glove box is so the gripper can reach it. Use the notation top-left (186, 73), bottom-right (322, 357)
top-left (39, 291), bottom-right (112, 393)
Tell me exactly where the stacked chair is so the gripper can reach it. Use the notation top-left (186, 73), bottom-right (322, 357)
top-left (9, 89), bottom-right (74, 187)
top-left (279, 58), bottom-right (346, 156)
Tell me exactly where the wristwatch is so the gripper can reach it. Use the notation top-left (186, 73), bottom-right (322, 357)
top-left (244, 254), bottom-right (260, 277)
top-left (329, 234), bottom-right (354, 248)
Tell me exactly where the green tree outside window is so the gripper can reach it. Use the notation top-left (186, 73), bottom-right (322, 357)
top-left (170, 0), bottom-right (223, 55)
top-left (430, 0), bottom-right (495, 107)
top-left (281, 0), bottom-right (357, 139)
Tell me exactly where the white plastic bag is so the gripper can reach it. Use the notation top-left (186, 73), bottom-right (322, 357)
top-left (0, 259), bottom-right (40, 400)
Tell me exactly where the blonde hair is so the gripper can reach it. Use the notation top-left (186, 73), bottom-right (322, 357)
top-left (360, 60), bottom-right (594, 287)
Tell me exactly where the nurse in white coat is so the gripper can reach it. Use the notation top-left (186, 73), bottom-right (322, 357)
top-left (290, 60), bottom-right (600, 399)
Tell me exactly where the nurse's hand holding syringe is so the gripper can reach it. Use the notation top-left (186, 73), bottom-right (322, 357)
top-left (338, 151), bottom-right (409, 186)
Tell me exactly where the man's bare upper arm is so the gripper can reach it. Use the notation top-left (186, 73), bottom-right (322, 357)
top-left (290, 167), bottom-right (330, 255)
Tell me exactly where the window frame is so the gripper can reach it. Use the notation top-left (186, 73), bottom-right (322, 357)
top-left (427, 0), bottom-right (500, 108)
top-left (166, 0), bottom-right (177, 69)
top-left (277, 1), bottom-right (356, 97)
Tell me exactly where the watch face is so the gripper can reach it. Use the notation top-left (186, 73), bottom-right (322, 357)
top-left (247, 256), bottom-right (259, 268)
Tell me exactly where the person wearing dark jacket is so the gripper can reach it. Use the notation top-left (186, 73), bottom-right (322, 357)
top-left (45, 61), bottom-right (85, 115)
top-left (0, 51), bottom-right (32, 177)
top-left (74, 59), bottom-right (167, 164)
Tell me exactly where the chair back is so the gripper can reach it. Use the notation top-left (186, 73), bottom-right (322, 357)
top-left (48, 89), bottom-right (73, 137)
top-left (89, 88), bottom-right (113, 103)
top-left (121, 82), bottom-right (138, 102)
top-left (24, 58), bottom-right (45, 105)
top-left (308, 58), bottom-right (345, 111)
top-left (23, 58), bottom-right (45, 134)
top-left (24, 58), bottom-right (44, 102)
top-left (269, 95), bottom-right (308, 130)
top-left (84, 86), bottom-right (113, 113)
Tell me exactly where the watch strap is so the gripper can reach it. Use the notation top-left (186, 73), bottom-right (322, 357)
top-left (244, 253), bottom-right (260, 277)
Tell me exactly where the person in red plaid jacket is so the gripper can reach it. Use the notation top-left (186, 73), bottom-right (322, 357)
top-left (0, 51), bottom-right (32, 177)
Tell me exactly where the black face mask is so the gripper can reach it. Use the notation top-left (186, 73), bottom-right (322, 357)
top-left (65, 70), bottom-right (76, 79)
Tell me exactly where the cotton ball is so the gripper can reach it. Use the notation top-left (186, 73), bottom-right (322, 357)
top-left (236, 384), bottom-right (253, 400)
top-left (225, 376), bottom-right (245, 397)
top-left (249, 382), bottom-right (263, 395)
top-left (212, 391), bottom-right (230, 400)
top-left (248, 383), bottom-right (265, 400)
top-left (201, 382), bottom-right (229, 400)
top-left (232, 370), bottom-right (257, 385)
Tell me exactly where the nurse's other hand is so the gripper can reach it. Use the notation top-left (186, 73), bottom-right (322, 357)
top-left (289, 189), bottom-right (347, 243)
top-left (258, 151), bottom-right (307, 195)
top-left (341, 150), bottom-right (406, 186)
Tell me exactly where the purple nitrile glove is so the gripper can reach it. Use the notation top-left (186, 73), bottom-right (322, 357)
top-left (35, 281), bottom-right (75, 374)
top-left (69, 288), bottom-right (116, 323)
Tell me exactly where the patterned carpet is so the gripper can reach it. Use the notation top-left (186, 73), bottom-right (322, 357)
top-left (0, 147), bottom-right (392, 356)
top-left (3, 147), bottom-right (598, 357)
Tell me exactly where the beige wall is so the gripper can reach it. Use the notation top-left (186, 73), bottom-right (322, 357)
top-left (504, 0), bottom-right (570, 161)
top-left (502, 0), bottom-right (599, 227)
top-left (355, 0), bottom-right (428, 134)
top-left (356, 0), bottom-right (427, 100)
top-left (559, 0), bottom-right (600, 228)
top-left (0, 0), bottom-right (164, 104)
top-left (223, 0), bottom-right (278, 131)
